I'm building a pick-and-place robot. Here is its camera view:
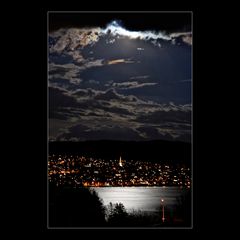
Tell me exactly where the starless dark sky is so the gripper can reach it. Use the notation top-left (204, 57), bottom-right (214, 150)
top-left (49, 12), bottom-right (191, 32)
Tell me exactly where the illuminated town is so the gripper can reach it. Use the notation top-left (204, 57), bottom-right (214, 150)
top-left (48, 154), bottom-right (191, 188)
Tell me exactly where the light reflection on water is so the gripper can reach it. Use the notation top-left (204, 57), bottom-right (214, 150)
top-left (92, 187), bottom-right (189, 213)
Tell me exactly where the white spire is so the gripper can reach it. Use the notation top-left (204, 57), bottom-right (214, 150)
top-left (119, 156), bottom-right (123, 167)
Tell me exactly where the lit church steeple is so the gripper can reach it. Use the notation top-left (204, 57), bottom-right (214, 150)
top-left (119, 156), bottom-right (123, 167)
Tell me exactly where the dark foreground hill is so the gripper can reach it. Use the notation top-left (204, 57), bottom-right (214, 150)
top-left (49, 140), bottom-right (191, 165)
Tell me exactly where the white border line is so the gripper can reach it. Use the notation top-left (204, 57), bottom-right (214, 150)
top-left (47, 10), bottom-right (193, 230)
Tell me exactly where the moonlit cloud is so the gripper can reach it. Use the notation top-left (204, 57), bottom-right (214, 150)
top-left (68, 51), bottom-right (85, 63)
top-left (49, 59), bottom-right (105, 86)
top-left (169, 32), bottom-right (192, 38)
top-left (102, 21), bottom-right (171, 41)
top-left (49, 23), bottom-right (192, 59)
top-left (112, 81), bottom-right (158, 89)
top-left (106, 38), bottom-right (116, 44)
top-left (170, 32), bottom-right (192, 45)
top-left (182, 35), bottom-right (192, 45)
top-left (49, 27), bottom-right (102, 53)
top-left (107, 59), bottom-right (135, 65)
top-left (84, 59), bottom-right (104, 68)
top-left (49, 19), bottom-right (192, 142)
top-left (107, 59), bottom-right (126, 65)
top-left (49, 62), bottom-right (82, 84)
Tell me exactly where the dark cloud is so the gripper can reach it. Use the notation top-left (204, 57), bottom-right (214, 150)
top-left (95, 88), bottom-right (126, 101)
top-left (136, 109), bottom-right (191, 125)
top-left (137, 126), bottom-right (161, 139)
top-left (49, 84), bottom-right (191, 142)
top-left (101, 105), bottom-right (132, 116)
top-left (49, 111), bottom-right (69, 120)
top-left (49, 87), bottom-right (79, 110)
top-left (58, 124), bottom-right (144, 141)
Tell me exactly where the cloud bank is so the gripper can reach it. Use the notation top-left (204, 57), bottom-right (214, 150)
top-left (48, 20), bottom-right (192, 142)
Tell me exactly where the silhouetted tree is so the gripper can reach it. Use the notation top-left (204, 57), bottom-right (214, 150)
top-left (106, 203), bottom-right (163, 227)
top-left (127, 210), bottom-right (160, 227)
top-left (107, 202), bottom-right (128, 226)
top-left (106, 202), bottom-right (114, 220)
top-left (49, 183), bottom-right (106, 227)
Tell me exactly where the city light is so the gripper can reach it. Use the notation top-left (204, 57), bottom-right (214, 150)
top-left (48, 154), bottom-right (191, 188)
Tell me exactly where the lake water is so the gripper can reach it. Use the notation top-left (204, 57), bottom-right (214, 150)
top-left (92, 187), bottom-right (189, 213)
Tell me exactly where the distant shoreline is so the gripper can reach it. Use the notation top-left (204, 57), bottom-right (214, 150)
top-left (48, 140), bottom-right (191, 164)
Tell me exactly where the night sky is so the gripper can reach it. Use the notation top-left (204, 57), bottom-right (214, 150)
top-left (48, 12), bottom-right (192, 142)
